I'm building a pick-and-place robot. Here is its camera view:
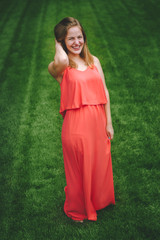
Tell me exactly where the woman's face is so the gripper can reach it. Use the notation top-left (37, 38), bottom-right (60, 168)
top-left (65, 26), bottom-right (84, 56)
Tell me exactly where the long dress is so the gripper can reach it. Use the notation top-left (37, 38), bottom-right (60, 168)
top-left (59, 65), bottom-right (115, 221)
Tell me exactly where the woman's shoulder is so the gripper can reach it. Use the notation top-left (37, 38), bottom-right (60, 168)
top-left (92, 55), bottom-right (101, 67)
top-left (92, 55), bottom-right (102, 70)
top-left (93, 55), bottom-right (99, 62)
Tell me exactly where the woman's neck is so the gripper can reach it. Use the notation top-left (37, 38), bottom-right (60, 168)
top-left (68, 53), bottom-right (81, 61)
top-left (68, 54), bottom-right (86, 66)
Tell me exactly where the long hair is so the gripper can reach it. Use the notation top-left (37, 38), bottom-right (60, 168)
top-left (54, 17), bottom-right (94, 68)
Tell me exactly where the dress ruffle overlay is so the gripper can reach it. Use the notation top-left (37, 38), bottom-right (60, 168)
top-left (60, 65), bottom-right (115, 221)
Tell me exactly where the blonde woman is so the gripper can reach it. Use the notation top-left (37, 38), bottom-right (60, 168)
top-left (48, 17), bottom-right (115, 223)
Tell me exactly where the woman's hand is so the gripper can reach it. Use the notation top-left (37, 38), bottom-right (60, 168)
top-left (55, 40), bottom-right (68, 57)
top-left (106, 124), bottom-right (114, 140)
top-left (54, 39), bottom-right (69, 64)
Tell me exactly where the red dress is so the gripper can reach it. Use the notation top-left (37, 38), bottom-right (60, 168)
top-left (60, 65), bottom-right (115, 221)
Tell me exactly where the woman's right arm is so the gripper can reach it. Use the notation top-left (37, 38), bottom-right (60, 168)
top-left (48, 40), bottom-right (69, 83)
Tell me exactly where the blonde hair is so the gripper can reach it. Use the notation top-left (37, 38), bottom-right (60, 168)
top-left (54, 17), bottom-right (94, 68)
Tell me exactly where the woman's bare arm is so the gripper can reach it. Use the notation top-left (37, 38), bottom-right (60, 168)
top-left (48, 40), bottom-right (69, 83)
top-left (93, 56), bottom-right (114, 140)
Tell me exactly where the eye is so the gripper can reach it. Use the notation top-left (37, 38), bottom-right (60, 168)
top-left (68, 37), bottom-right (74, 40)
top-left (78, 35), bottom-right (83, 39)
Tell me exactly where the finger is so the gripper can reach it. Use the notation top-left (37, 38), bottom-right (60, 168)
top-left (107, 132), bottom-right (111, 140)
top-left (111, 132), bottom-right (114, 140)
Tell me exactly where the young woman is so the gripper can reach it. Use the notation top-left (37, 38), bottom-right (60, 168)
top-left (48, 17), bottom-right (115, 223)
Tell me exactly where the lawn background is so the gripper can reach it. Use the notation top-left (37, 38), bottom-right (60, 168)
top-left (0, 0), bottom-right (159, 239)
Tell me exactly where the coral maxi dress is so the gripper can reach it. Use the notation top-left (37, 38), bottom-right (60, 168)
top-left (59, 65), bottom-right (115, 221)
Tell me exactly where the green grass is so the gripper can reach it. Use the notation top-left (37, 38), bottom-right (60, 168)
top-left (0, 0), bottom-right (159, 239)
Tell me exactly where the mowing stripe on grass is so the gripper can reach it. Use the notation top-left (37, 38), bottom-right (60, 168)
top-left (10, 0), bottom-right (46, 202)
top-left (0, 0), bottom-right (28, 73)
top-left (0, 0), bottom-right (17, 32)
top-left (0, 0), bottom-right (48, 238)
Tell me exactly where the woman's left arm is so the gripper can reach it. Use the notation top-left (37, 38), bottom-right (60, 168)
top-left (93, 56), bottom-right (114, 140)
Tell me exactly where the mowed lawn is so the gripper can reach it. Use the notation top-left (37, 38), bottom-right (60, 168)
top-left (0, 0), bottom-right (159, 239)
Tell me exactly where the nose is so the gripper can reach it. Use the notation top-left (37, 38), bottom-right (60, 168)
top-left (74, 38), bottom-right (79, 45)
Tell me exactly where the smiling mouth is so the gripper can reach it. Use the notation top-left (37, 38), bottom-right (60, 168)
top-left (72, 46), bottom-right (81, 50)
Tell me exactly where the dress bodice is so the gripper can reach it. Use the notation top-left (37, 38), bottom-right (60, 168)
top-left (59, 65), bottom-right (107, 118)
